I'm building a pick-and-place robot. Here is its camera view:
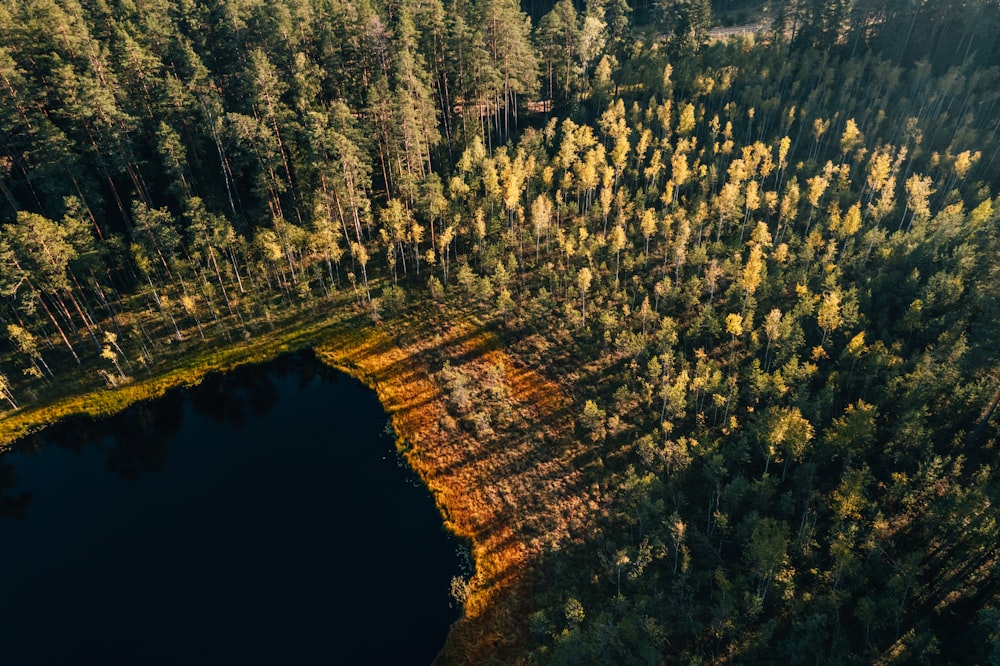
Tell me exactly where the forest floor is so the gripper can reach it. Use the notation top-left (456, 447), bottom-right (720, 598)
top-left (709, 2), bottom-right (774, 40)
top-left (709, 18), bottom-right (773, 40)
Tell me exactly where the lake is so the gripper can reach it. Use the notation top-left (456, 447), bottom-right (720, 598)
top-left (0, 351), bottom-right (464, 665)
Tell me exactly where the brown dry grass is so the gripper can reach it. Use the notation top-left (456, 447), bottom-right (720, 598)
top-left (316, 306), bottom-right (592, 665)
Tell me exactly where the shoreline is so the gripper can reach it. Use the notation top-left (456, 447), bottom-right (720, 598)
top-left (0, 297), bottom-right (576, 665)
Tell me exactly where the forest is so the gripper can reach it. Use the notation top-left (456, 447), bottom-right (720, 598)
top-left (1, 0), bottom-right (999, 663)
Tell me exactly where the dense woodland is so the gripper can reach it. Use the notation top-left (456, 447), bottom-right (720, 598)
top-left (1, 0), bottom-right (1000, 662)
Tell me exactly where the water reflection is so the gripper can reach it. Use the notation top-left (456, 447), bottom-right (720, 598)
top-left (0, 351), bottom-right (461, 666)
top-left (0, 458), bottom-right (29, 519)
top-left (4, 354), bottom-right (341, 490)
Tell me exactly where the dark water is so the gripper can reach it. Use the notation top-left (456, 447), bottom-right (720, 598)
top-left (0, 352), bottom-right (464, 665)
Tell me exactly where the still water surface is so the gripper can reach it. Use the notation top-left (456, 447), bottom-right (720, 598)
top-left (0, 352), bottom-right (462, 665)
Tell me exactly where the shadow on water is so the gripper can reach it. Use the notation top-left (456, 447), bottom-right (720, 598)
top-left (0, 350), bottom-right (463, 666)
